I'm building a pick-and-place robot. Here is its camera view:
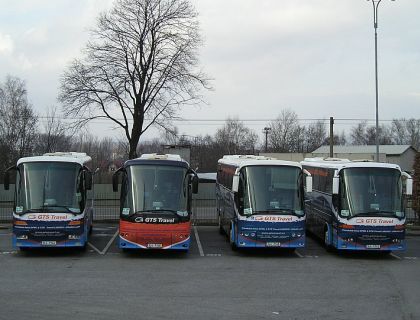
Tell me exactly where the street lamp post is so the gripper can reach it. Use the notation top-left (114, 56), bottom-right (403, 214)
top-left (368, 0), bottom-right (395, 162)
top-left (263, 127), bottom-right (271, 152)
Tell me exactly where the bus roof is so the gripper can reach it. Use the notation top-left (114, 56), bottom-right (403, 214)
top-left (17, 152), bottom-right (92, 166)
top-left (218, 155), bottom-right (302, 170)
top-left (301, 157), bottom-right (402, 171)
top-left (124, 153), bottom-right (190, 169)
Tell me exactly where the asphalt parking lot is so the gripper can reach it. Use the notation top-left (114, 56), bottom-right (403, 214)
top-left (1, 224), bottom-right (420, 320)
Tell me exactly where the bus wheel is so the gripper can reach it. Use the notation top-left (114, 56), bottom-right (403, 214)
top-left (324, 226), bottom-right (333, 252)
top-left (229, 223), bottom-right (237, 251)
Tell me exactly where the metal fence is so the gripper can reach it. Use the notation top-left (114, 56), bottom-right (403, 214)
top-left (1, 183), bottom-right (418, 226)
top-left (0, 183), bottom-right (218, 225)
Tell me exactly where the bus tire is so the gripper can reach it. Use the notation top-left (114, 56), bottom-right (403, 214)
top-left (230, 223), bottom-right (237, 251)
top-left (324, 225), bottom-right (333, 252)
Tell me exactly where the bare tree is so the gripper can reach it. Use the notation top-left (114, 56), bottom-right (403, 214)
top-left (350, 121), bottom-right (369, 145)
top-left (405, 119), bottom-right (420, 150)
top-left (390, 119), bottom-right (407, 145)
top-left (190, 134), bottom-right (221, 172)
top-left (0, 76), bottom-right (38, 167)
top-left (350, 121), bottom-right (391, 145)
top-left (160, 126), bottom-right (179, 145)
top-left (215, 118), bottom-right (258, 155)
top-left (269, 109), bottom-right (300, 152)
top-left (412, 152), bottom-right (420, 219)
top-left (390, 118), bottom-right (420, 149)
top-left (59, 0), bottom-right (210, 159)
top-left (290, 124), bottom-right (306, 153)
top-left (35, 106), bottom-right (73, 154)
top-left (305, 120), bottom-right (327, 152)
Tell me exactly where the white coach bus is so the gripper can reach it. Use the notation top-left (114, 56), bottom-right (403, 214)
top-left (301, 158), bottom-right (413, 252)
top-left (216, 155), bottom-right (312, 250)
top-left (4, 152), bottom-right (95, 249)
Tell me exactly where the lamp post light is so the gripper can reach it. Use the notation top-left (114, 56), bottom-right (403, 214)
top-left (367, 0), bottom-right (395, 162)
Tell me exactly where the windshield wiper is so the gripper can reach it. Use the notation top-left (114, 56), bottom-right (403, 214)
top-left (349, 211), bottom-right (398, 219)
top-left (41, 205), bottom-right (79, 214)
top-left (127, 209), bottom-right (179, 218)
top-left (19, 208), bottom-right (43, 215)
top-left (253, 208), bottom-right (295, 215)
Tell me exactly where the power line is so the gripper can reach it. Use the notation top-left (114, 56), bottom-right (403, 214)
top-left (37, 115), bottom-right (413, 123)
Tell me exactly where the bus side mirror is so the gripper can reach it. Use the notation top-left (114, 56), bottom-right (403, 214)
top-left (405, 178), bottom-right (413, 196)
top-left (4, 171), bottom-right (10, 190)
top-left (85, 171), bottom-right (93, 190)
top-left (332, 177), bottom-right (339, 195)
top-left (232, 174), bottom-right (239, 193)
top-left (112, 172), bottom-right (119, 192)
top-left (305, 176), bottom-right (313, 193)
top-left (4, 166), bottom-right (16, 190)
top-left (192, 175), bottom-right (199, 194)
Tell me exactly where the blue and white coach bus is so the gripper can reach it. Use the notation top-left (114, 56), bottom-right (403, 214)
top-left (301, 158), bottom-right (413, 252)
top-left (3, 152), bottom-right (94, 249)
top-left (216, 155), bottom-right (312, 250)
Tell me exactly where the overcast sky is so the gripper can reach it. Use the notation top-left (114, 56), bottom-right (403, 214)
top-left (1, 0), bottom-right (419, 142)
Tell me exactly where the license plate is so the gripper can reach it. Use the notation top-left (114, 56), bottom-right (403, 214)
top-left (266, 242), bottom-right (281, 247)
top-left (366, 244), bottom-right (381, 249)
top-left (41, 241), bottom-right (56, 246)
top-left (147, 243), bottom-right (162, 248)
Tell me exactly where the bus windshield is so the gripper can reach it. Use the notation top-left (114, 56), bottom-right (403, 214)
top-left (341, 167), bottom-right (403, 218)
top-left (242, 166), bottom-right (303, 215)
top-left (16, 162), bottom-right (82, 214)
top-left (127, 165), bottom-right (188, 213)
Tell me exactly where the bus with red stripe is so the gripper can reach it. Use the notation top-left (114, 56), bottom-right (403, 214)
top-left (113, 154), bottom-right (198, 251)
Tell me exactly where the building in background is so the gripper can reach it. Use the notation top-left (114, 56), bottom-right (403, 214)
top-left (312, 145), bottom-right (417, 173)
top-left (261, 145), bottom-right (417, 173)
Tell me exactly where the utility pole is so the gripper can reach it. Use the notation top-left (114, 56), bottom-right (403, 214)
top-left (329, 117), bottom-right (334, 158)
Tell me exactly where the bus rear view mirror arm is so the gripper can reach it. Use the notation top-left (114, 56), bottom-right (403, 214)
top-left (303, 169), bottom-right (312, 193)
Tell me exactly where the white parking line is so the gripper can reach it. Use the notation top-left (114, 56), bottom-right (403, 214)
top-left (87, 242), bottom-right (102, 254)
top-left (193, 226), bottom-right (204, 257)
top-left (101, 230), bottom-right (119, 255)
top-left (294, 250), bottom-right (304, 258)
top-left (390, 253), bottom-right (402, 260)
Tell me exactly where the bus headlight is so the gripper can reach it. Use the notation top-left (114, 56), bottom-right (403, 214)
top-left (16, 235), bottom-right (28, 240)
